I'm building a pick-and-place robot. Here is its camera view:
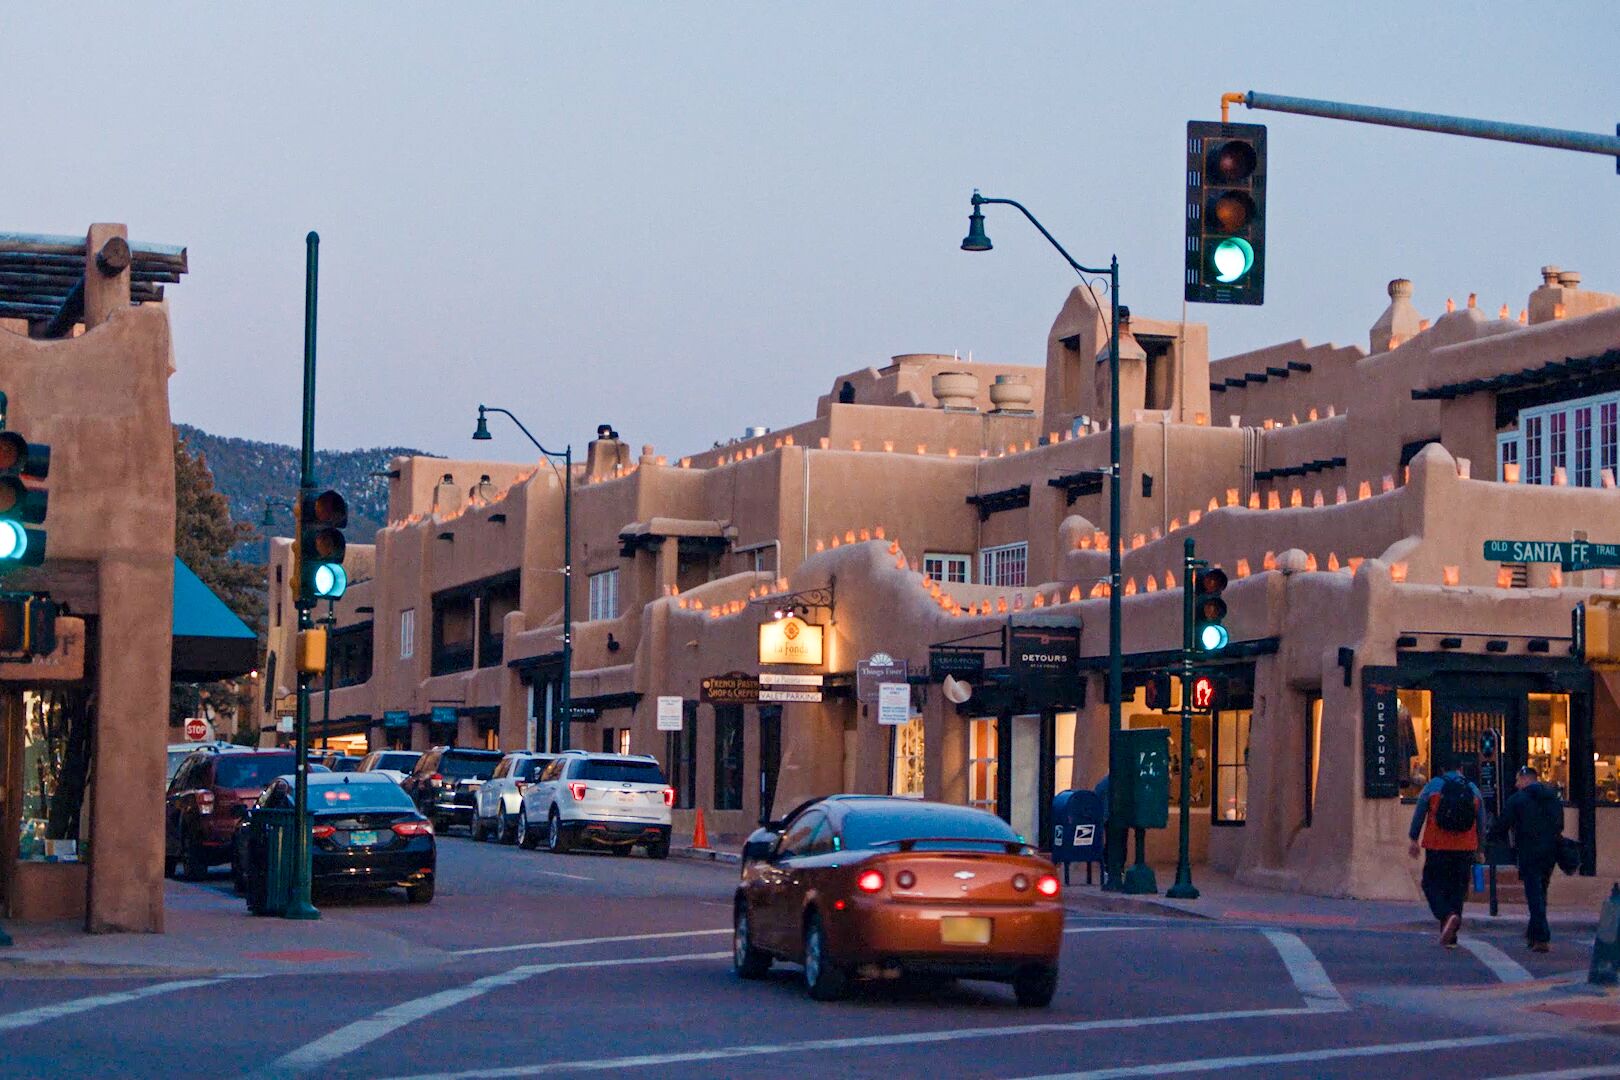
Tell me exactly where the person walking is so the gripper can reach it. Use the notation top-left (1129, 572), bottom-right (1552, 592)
top-left (1408, 754), bottom-right (1485, 948)
top-left (1488, 766), bottom-right (1565, 953)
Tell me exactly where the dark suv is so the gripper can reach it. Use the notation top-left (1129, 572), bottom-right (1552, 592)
top-left (165, 749), bottom-right (325, 880)
top-left (401, 747), bottom-right (504, 833)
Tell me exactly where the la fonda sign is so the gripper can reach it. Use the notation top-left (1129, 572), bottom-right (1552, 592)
top-left (758, 615), bottom-right (825, 666)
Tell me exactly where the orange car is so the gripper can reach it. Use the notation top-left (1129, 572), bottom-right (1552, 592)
top-left (733, 795), bottom-right (1064, 1005)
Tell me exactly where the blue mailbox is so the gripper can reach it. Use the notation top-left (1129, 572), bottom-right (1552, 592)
top-left (1050, 788), bottom-right (1106, 885)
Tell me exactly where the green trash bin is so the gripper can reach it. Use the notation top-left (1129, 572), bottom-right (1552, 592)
top-left (246, 808), bottom-right (296, 917)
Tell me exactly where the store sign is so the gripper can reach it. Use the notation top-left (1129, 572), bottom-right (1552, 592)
top-left (430, 705), bottom-right (457, 726)
top-left (1361, 668), bottom-right (1401, 798)
top-left (383, 710), bottom-right (410, 730)
top-left (877, 682), bottom-right (911, 725)
top-left (760, 673), bottom-right (823, 687)
top-left (857, 653), bottom-right (908, 703)
top-left (929, 648), bottom-right (985, 681)
top-left (701, 672), bottom-right (761, 704)
top-left (758, 615), bottom-right (824, 666)
top-left (759, 689), bottom-right (822, 703)
top-left (1010, 625), bottom-right (1080, 707)
top-left (656, 695), bottom-right (684, 731)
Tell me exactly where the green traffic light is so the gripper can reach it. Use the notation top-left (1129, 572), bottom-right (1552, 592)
top-left (0, 520), bottom-right (25, 561)
top-left (1198, 622), bottom-right (1230, 652)
top-left (312, 562), bottom-right (347, 599)
top-left (1211, 238), bottom-right (1254, 284)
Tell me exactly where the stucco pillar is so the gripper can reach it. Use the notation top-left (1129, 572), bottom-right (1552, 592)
top-left (657, 537), bottom-right (679, 596)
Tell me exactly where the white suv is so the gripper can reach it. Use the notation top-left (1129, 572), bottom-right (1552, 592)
top-left (473, 752), bottom-right (557, 844)
top-left (517, 751), bottom-right (673, 858)
top-left (356, 749), bottom-right (422, 784)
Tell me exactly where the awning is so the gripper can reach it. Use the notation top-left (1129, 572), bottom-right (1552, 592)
top-left (172, 557), bottom-right (259, 682)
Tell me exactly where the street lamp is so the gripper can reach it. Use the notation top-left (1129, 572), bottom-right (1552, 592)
top-left (960, 191), bottom-right (1137, 893)
top-left (473, 404), bottom-right (574, 751)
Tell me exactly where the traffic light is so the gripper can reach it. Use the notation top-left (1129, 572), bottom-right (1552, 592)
top-left (1145, 672), bottom-right (1181, 711)
top-left (1193, 567), bottom-right (1230, 653)
top-left (0, 417), bottom-right (50, 568)
top-left (1185, 120), bottom-right (1266, 305)
top-left (297, 489), bottom-right (348, 603)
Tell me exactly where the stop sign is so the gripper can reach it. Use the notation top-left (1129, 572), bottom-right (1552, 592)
top-left (184, 717), bottom-right (208, 742)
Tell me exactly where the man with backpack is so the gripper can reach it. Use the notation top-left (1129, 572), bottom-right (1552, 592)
top-left (1408, 753), bottom-right (1485, 948)
top-left (1487, 766), bottom-right (1567, 953)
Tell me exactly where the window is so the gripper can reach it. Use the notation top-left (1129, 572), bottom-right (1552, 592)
top-left (1497, 432), bottom-right (1518, 480)
top-left (1524, 414), bottom-right (1544, 485)
top-left (18, 689), bottom-right (92, 863)
top-left (1574, 406), bottom-right (1594, 488)
top-left (889, 716), bottom-right (925, 798)
top-left (923, 553), bottom-right (971, 585)
top-left (1601, 401), bottom-right (1618, 483)
top-left (1527, 693), bottom-right (1571, 800)
top-left (1398, 689), bottom-right (1435, 798)
top-left (1052, 711), bottom-right (1078, 794)
top-left (751, 547), bottom-right (776, 575)
top-left (968, 718), bottom-right (998, 813)
top-left (579, 760), bottom-right (665, 784)
top-left (430, 592), bottom-right (475, 675)
top-left (713, 705), bottom-right (744, 810)
top-left (778, 809), bottom-right (827, 858)
top-left (1549, 411), bottom-right (1567, 482)
top-left (1213, 709), bottom-right (1251, 824)
top-left (400, 609), bottom-right (416, 659)
top-left (589, 569), bottom-right (619, 621)
top-left (480, 575), bottom-right (520, 668)
top-left (1502, 391), bottom-right (1620, 488)
top-left (979, 543), bottom-right (1028, 588)
top-left (618, 728), bottom-right (632, 756)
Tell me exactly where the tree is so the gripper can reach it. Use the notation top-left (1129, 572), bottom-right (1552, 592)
top-left (172, 430), bottom-right (267, 737)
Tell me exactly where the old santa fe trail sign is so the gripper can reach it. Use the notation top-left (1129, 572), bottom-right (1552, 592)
top-left (1484, 539), bottom-right (1620, 572)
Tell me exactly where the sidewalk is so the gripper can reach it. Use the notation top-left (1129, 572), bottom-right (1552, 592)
top-left (0, 881), bottom-right (453, 978)
top-left (1062, 863), bottom-right (1616, 935)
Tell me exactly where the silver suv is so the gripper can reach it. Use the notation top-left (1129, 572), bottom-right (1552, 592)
top-left (473, 752), bottom-right (557, 844)
top-left (517, 751), bottom-right (673, 858)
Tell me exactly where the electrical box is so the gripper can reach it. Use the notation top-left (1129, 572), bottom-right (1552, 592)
top-left (1119, 727), bottom-right (1171, 829)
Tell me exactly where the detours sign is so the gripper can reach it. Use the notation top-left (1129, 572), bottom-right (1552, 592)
top-left (758, 615), bottom-right (825, 665)
top-left (1361, 667), bottom-right (1401, 799)
top-left (1484, 538), bottom-right (1620, 572)
top-left (1010, 625), bottom-right (1079, 707)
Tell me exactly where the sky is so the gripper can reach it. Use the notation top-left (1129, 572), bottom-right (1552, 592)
top-left (5, 3), bottom-right (1618, 463)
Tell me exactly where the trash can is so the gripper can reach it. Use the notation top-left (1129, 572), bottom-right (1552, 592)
top-left (246, 808), bottom-right (296, 917)
top-left (1050, 789), bottom-right (1106, 885)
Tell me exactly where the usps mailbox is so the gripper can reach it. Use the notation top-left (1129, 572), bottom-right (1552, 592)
top-left (1050, 789), bottom-right (1106, 885)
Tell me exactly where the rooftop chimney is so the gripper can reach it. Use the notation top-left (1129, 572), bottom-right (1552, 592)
top-left (1370, 278), bottom-right (1422, 353)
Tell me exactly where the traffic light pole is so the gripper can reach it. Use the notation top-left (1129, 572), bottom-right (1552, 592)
top-left (286, 231), bottom-right (322, 922)
top-left (1166, 538), bottom-right (1201, 900)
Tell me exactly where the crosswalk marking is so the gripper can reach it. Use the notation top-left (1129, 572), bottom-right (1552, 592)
top-left (1458, 935), bottom-right (1535, 983)
top-left (0, 977), bottom-right (221, 1033)
top-left (1260, 929), bottom-right (1347, 1011)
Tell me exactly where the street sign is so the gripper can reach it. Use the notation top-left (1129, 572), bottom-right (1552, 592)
top-left (184, 717), bottom-right (208, 741)
top-left (1484, 539), bottom-right (1620, 572)
top-left (656, 695), bottom-right (684, 731)
top-left (877, 681), bottom-right (910, 725)
top-left (759, 689), bottom-right (821, 703)
top-left (759, 673), bottom-right (823, 687)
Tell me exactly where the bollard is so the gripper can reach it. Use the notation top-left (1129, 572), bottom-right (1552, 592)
top-left (1591, 882), bottom-right (1620, 987)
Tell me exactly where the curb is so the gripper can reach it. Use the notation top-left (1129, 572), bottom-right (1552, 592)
top-left (672, 846), bottom-right (741, 865)
top-left (1064, 891), bottom-right (1212, 920)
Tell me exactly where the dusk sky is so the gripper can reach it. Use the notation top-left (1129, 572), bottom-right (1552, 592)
top-left (6, 3), bottom-right (1616, 462)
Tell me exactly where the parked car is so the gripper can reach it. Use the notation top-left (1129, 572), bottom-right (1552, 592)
top-left (164, 749), bottom-right (327, 880)
top-left (732, 795), bottom-right (1064, 1005)
top-left (517, 751), bottom-right (672, 857)
top-left (165, 740), bottom-right (242, 783)
top-left (356, 749), bottom-right (423, 784)
top-left (473, 752), bottom-right (557, 843)
top-left (401, 747), bottom-right (504, 833)
top-left (234, 772), bottom-right (436, 909)
top-left (321, 752), bottom-right (363, 773)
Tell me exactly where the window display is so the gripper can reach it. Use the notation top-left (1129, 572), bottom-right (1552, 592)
top-left (17, 689), bottom-right (93, 863)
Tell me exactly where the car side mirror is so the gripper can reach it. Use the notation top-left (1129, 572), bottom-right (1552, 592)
top-left (741, 828), bottom-right (780, 864)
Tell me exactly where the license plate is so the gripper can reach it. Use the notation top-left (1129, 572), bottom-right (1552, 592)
top-left (616, 791), bottom-right (636, 803)
top-left (939, 916), bottom-right (992, 945)
top-left (348, 830), bottom-right (379, 846)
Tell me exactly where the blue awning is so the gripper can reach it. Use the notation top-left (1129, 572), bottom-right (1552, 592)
top-left (172, 557), bottom-right (258, 682)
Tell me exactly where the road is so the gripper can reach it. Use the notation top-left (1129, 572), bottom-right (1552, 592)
top-left (3, 833), bottom-right (1619, 1079)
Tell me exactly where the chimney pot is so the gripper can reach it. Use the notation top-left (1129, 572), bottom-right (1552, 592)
top-left (1557, 270), bottom-right (1581, 289)
top-left (1388, 278), bottom-right (1412, 299)
top-left (1540, 265), bottom-right (1562, 286)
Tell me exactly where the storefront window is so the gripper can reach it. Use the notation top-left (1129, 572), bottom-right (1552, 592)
top-left (1398, 689), bottom-right (1434, 798)
top-left (1130, 712), bottom-right (1209, 809)
top-left (1527, 693), bottom-right (1571, 799)
top-left (1596, 682), bottom-right (1620, 806)
top-left (890, 716), bottom-right (925, 798)
top-left (1213, 709), bottom-right (1250, 824)
top-left (17, 689), bottom-right (93, 863)
top-left (967, 718), bottom-right (997, 812)
top-left (1053, 711), bottom-right (1077, 793)
top-left (713, 705), bottom-right (744, 810)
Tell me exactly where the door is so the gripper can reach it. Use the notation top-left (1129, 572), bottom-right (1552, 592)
top-left (754, 808), bottom-right (824, 953)
top-left (1433, 697), bottom-right (1523, 790)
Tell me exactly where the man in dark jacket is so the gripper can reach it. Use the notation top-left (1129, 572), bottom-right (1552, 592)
top-left (1488, 766), bottom-right (1565, 952)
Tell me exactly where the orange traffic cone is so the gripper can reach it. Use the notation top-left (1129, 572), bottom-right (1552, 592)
top-left (692, 807), bottom-right (710, 850)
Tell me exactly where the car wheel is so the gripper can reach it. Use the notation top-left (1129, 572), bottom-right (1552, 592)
top-left (180, 829), bottom-right (210, 882)
top-left (802, 912), bottom-right (847, 1001)
top-left (406, 877), bottom-right (435, 904)
top-left (517, 810), bottom-right (539, 850)
top-left (733, 903), bottom-right (772, 980)
top-left (499, 810), bottom-right (517, 844)
top-left (546, 810), bottom-right (573, 854)
top-left (470, 813), bottom-right (487, 842)
top-left (1013, 965), bottom-right (1059, 1008)
top-left (646, 839), bottom-right (670, 860)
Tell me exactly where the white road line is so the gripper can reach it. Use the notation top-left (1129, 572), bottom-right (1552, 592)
top-left (376, 1005), bottom-right (1324, 1079)
top-left (1459, 935), bottom-right (1536, 984)
top-left (1261, 929), bottom-right (1347, 1011)
top-left (1484, 1068), bottom-right (1620, 1080)
top-left (453, 928), bottom-right (729, 957)
top-left (529, 869), bottom-right (593, 882)
top-left (0, 977), bottom-right (221, 1033)
top-left (256, 952), bottom-right (727, 1077)
top-left (1062, 926), bottom-right (1141, 935)
top-left (1009, 1032), bottom-right (1553, 1080)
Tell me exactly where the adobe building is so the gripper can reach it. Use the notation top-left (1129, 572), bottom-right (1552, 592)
top-left (263, 268), bottom-right (1620, 900)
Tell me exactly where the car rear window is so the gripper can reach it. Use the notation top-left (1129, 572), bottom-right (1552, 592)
top-left (215, 755), bottom-right (298, 789)
top-left (578, 760), bottom-right (666, 784)
top-left (309, 782), bottom-right (416, 811)
top-left (327, 757), bottom-right (361, 773)
top-left (377, 753), bottom-right (419, 770)
top-left (438, 753), bottom-right (502, 780)
top-left (839, 803), bottom-right (1021, 852)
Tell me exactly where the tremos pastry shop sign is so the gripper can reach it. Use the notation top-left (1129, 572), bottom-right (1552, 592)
top-left (758, 615), bottom-right (825, 665)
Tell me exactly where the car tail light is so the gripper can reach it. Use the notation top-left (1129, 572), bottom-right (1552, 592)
top-left (856, 869), bottom-right (885, 893)
top-left (197, 790), bottom-right (215, 815)
top-left (1035, 874), bottom-right (1061, 898)
top-left (895, 870), bottom-right (916, 889)
top-left (569, 782), bottom-right (589, 801)
top-left (311, 824), bottom-right (336, 839)
top-left (661, 787), bottom-right (676, 808)
top-left (392, 821), bottom-right (433, 837)
top-left (1012, 873), bottom-right (1030, 892)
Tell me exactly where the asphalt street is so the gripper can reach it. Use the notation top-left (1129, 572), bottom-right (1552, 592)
top-left (3, 834), bottom-right (1618, 1079)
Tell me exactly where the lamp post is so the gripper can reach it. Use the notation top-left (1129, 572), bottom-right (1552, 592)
top-left (961, 192), bottom-right (1132, 892)
top-left (473, 405), bottom-right (573, 751)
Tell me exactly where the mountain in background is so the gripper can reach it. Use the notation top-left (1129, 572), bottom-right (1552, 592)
top-left (175, 424), bottom-right (436, 561)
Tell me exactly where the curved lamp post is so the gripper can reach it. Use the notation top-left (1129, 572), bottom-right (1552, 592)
top-left (473, 405), bottom-right (573, 751)
top-left (960, 191), bottom-right (1141, 893)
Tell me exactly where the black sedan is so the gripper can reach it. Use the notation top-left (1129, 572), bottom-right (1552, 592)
top-left (234, 772), bottom-right (436, 908)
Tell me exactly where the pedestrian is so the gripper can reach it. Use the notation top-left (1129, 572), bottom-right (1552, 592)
top-left (1408, 753), bottom-right (1484, 948)
top-left (1487, 766), bottom-right (1565, 953)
